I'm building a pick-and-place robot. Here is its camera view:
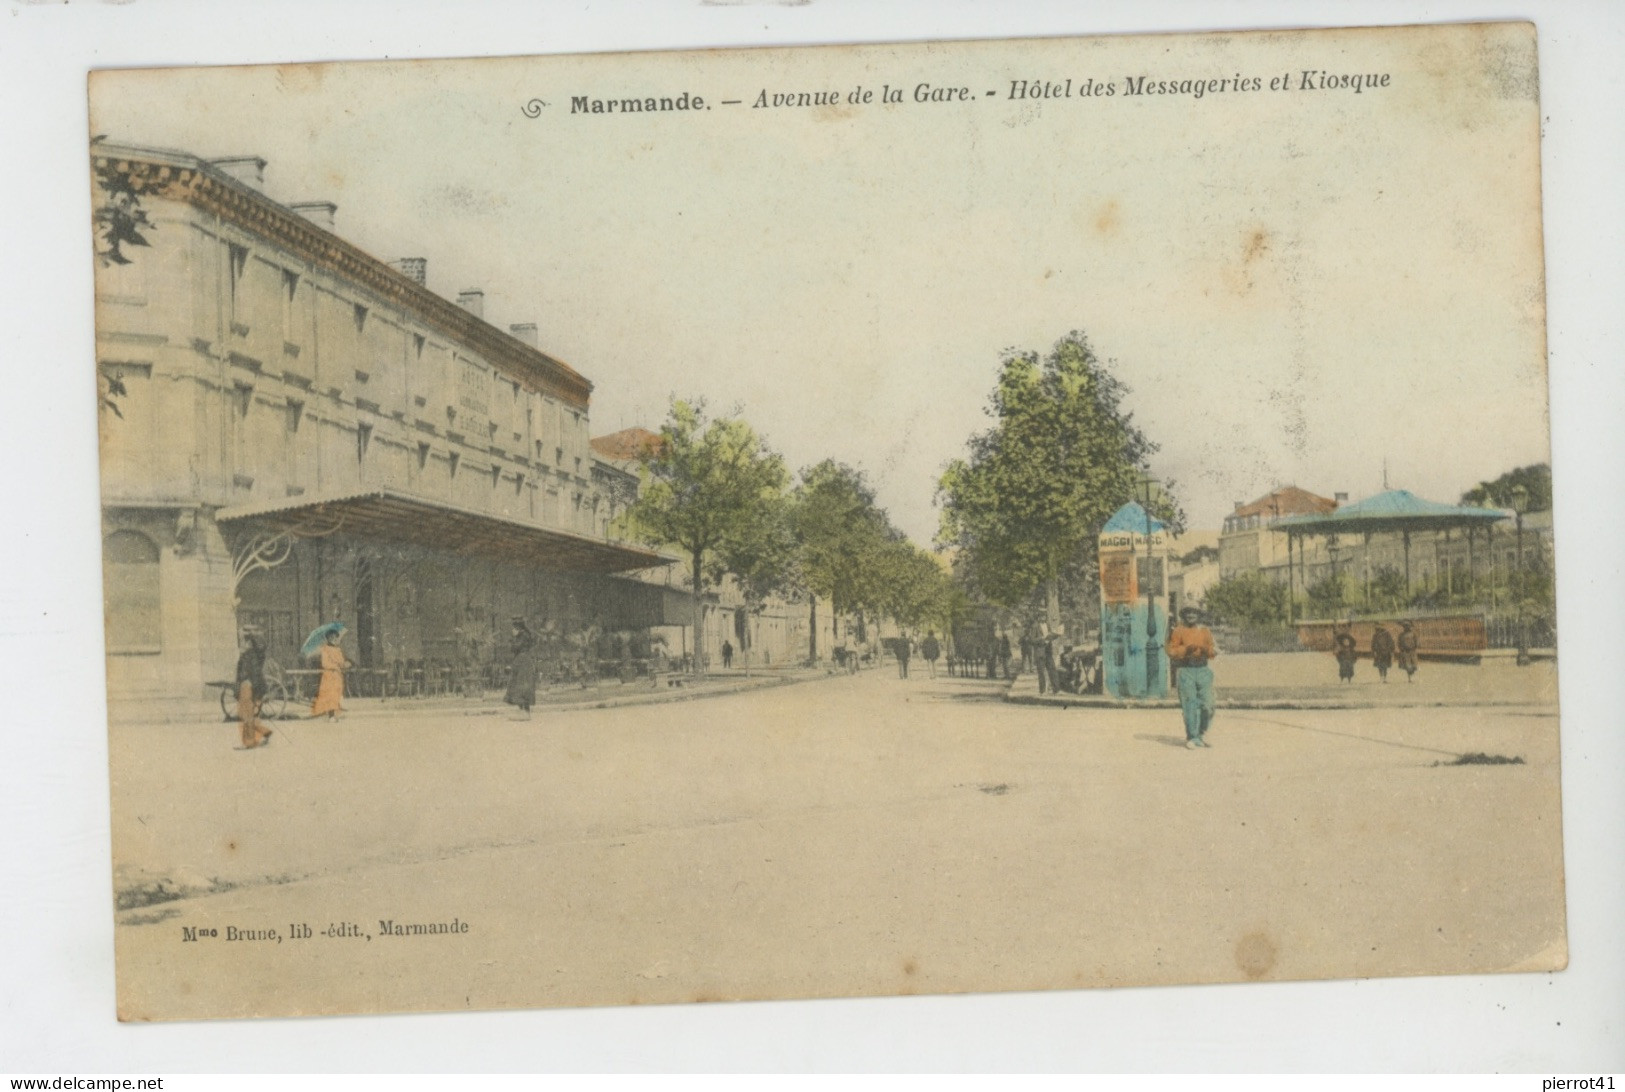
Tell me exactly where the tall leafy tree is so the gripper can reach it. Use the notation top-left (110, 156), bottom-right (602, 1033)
top-left (876, 540), bottom-right (957, 633)
top-left (790, 461), bottom-right (895, 660)
top-left (624, 400), bottom-right (790, 675)
top-left (937, 330), bottom-right (1171, 628)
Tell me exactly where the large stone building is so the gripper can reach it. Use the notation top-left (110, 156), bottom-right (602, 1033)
top-left (94, 142), bottom-right (678, 707)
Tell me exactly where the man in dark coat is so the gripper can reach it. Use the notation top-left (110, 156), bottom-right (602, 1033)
top-left (235, 628), bottom-right (273, 749)
top-left (1035, 625), bottom-right (1058, 695)
top-left (920, 632), bottom-right (941, 677)
top-left (1370, 623), bottom-right (1396, 683)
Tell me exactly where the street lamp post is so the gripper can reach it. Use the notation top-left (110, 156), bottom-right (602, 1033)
top-left (1138, 473), bottom-right (1159, 694)
top-left (1511, 483), bottom-right (1530, 667)
top-left (1327, 535), bottom-right (1341, 615)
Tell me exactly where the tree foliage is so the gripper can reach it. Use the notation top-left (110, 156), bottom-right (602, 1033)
top-left (1460, 463), bottom-right (1551, 513)
top-left (623, 400), bottom-right (791, 672)
top-left (937, 330), bottom-right (1175, 616)
top-left (92, 150), bottom-right (162, 267)
top-left (1203, 571), bottom-right (1288, 627)
top-left (791, 460), bottom-right (894, 620)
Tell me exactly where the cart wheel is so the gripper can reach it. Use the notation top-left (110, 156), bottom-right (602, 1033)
top-left (220, 685), bottom-right (237, 721)
top-left (261, 682), bottom-right (288, 721)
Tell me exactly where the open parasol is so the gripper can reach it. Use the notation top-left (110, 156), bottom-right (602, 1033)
top-left (299, 621), bottom-right (347, 659)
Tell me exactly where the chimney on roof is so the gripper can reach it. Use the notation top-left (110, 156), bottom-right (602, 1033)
top-left (509, 323), bottom-right (538, 348)
top-left (1233, 501), bottom-right (1244, 512)
top-left (288, 201), bottom-right (337, 230)
top-left (390, 258), bottom-right (427, 286)
top-left (207, 155), bottom-right (267, 191)
top-left (457, 289), bottom-right (485, 319)
top-left (1335, 492), bottom-right (1349, 504)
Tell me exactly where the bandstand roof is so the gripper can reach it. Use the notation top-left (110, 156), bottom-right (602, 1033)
top-left (1273, 489), bottom-right (1508, 537)
top-left (217, 488), bottom-right (673, 573)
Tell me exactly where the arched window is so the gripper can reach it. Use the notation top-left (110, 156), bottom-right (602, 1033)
top-left (104, 529), bottom-right (161, 653)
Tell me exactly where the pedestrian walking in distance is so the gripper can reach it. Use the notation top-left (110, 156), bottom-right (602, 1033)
top-left (1397, 620), bottom-right (1420, 683)
top-left (504, 617), bottom-right (539, 720)
top-left (1333, 623), bottom-right (1358, 683)
top-left (235, 627), bottom-right (273, 749)
top-left (1167, 607), bottom-right (1218, 749)
top-left (1370, 623), bottom-right (1396, 683)
top-left (721, 639), bottom-right (734, 669)
top-left (1035, 624), bottom-right (1058, 695)
top-left (998, 632), bottom-right (1013, 680)
top-left (895, 636), bottom-right (912, 679)
top-left (920, 632), bottom-right (941, 678)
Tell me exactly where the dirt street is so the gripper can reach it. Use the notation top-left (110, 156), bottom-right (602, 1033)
top-left (109, 664), bottom-right (1565, 1020)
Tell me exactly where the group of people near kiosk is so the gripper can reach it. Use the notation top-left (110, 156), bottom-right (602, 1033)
top-left (1332, 620), bottom-right (1420, 684)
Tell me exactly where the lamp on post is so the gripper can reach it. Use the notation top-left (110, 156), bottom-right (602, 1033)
top-left (1511, 483), bottom-right (1530, 666)
top-left (1327, 534), bottom-right (1341, 614)
top-left (1137, 472), bottom-right (1160, 693)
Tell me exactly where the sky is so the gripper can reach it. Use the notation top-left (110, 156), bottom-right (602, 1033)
top-left (90, 24), bottom-right (1552, 544)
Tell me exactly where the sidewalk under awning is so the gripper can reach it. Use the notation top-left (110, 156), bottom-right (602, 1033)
top-left (216, 488), bottom-right (673, 573)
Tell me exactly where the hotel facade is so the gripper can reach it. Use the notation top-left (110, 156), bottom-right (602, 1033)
top-left (94, 142), bottom-right (686, 707)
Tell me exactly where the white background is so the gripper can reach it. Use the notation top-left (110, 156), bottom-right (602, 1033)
top-left (1, 0), bottom-right (1620, 1074)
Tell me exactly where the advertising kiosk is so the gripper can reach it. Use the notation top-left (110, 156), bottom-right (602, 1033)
top-left (1099, 501), bottom-right (1172, 699)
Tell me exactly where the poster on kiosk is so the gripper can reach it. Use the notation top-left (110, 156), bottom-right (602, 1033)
top-left (1099, 501), bottom-right (1173, 699)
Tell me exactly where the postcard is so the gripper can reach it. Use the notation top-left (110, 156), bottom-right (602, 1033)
top-left (90, 21), bottom-right (1561, 1021)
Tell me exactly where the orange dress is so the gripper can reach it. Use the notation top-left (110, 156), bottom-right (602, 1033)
top-left (310, 643), bottom-right (346, 717)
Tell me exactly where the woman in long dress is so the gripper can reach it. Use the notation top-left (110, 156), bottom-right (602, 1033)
top-left (504, 618), bottom-right (539, 720)
top-left (310, 629), bottom-right (349, 719)
top-left (1333, 624), bottom-right (1358, 683)
top-left (1370, 623), bottom-right (1396, 683)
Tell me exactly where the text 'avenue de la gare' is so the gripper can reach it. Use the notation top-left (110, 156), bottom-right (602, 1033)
top-left (179, 919), bottom-right (472, 943)
top-left (560, 70), bottom-right (1391, 116)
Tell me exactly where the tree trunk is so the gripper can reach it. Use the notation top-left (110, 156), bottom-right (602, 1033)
top-left (808, 594), bottom-right (818, 665)
top-left (1045, 559), bottom-right (1061, 632)
top-left (691, 548), bottom-right (705, 677)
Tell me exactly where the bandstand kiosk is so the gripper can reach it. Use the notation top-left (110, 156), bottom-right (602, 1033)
top-left (1099, 501), bottom-right (1173, 699)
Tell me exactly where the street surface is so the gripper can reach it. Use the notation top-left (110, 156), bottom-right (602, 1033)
top-left (110, 659), bottom-right (1565, 1020)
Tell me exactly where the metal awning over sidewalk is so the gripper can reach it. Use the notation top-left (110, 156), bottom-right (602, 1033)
top-left (216, 488), bottom-right (673, 573)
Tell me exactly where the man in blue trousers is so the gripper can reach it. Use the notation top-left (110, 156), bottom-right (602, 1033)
top-left (1166, 606), bottom-right (1218, 749)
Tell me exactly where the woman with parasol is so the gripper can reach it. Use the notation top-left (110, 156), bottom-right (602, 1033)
top-left (302, 622), bottom-right (352, 720)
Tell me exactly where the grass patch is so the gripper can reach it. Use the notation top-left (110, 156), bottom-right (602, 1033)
top-left (1438, 752), bottom-right (1525, 766)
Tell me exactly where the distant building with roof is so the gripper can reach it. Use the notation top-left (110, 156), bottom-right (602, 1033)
top-left (1219, 485), bottom-right (1341, 583)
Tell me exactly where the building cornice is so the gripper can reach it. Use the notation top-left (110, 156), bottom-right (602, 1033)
top-left (92, 144), bottom-right (593, 410)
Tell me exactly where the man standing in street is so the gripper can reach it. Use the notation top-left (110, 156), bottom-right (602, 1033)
top-left (920, 632), bottom-right (941, 678)
top-left (235, 627), bottom-right (273, 750)
top-left (1034, 624), bottom-right (1057, 695)
top-left (1167, 606), bottom-right (1218, 750)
